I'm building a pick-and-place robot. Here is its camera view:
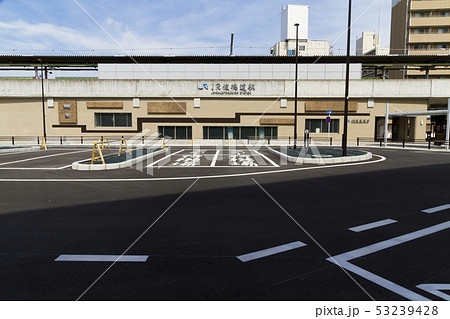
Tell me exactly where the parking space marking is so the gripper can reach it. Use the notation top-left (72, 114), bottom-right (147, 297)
top-left (55, 254), bottom-right (149, 262)
top-left (328, 221), bottom-right (450, 301)
top-left (349, 219), bottom-right (398, 233)
top-left (172, 151), bottom-right (202, 167)
top-left (237, 241), bottom-right (307, 262)
top-left (421, 204), bottom-right (450, 214)
top-left (230, 151), bottom-right (258, 166)
top-left (210, 150), bottom-right (220, 167)
top-left (145, 149), bottom-right (184, 167)
top-left (0, 150), bottom-right (89, 167)
top-left (252, 150), bottom-right (280, 167)
top-left (416, 284), bottom-right (450, 301)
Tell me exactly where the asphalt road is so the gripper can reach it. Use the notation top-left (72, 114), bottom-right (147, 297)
top-left (0, 146), bottom-right (448, 301)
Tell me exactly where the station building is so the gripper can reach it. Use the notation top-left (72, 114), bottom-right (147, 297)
top-left (1, 59), bottom-right (448, 144)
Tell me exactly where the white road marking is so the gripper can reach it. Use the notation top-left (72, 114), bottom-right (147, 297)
top-left (57, 164), bottom-right (74, 169)
top-left (55, 254), bottom-right (149, 262)
top-left (210, 150), bottom-right (220, 167)
top-left (252, 150), bottom-right (280, 167)
top-left (0, 150), bottom-right (89, 167)
top-left (0, 154), bottom-right (386, 182)
top-left (416, 284), bottom-right (450, 301)
top-left (145, 149), bottom-right (184, 167)
top-left (328, 221), bottom-right (450, 301)
top-left (349, 219), bottom-right (398, 233)
top-left (421, 204), bottom-right (450, 214)
top-left (331, 260), bottom-right (430, 301)
top-left (237, 241), bottom-right (307, 262)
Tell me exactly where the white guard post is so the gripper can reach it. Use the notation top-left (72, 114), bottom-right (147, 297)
top-left (384, 103), bottom-right (389, 147)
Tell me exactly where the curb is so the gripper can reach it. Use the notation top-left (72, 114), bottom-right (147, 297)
top-left (267, 147), bottom-right (372, 165)
top-left (72, 148), bottom-right (167, 171)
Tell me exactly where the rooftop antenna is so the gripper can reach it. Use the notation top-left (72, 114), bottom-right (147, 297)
top-left (230, 32), bottom-right (234, 56)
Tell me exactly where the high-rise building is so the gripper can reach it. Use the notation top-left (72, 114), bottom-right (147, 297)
top-left (271, 4), bottom-right (330, 56)
top-left (356, 32), bottom-right (390, 55)
top-left (390, 0), bottom-right (450, 78)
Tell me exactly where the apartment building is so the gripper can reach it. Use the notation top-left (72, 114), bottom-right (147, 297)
top-left (390, 0), bottom-right (450, 78)
top-left (356, 32), bottom-right (390, 55)
top-left (271, 5), bottom-right (330, 56)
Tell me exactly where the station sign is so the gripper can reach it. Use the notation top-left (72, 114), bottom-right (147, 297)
top-left (198, 81), bottom-right (256, 96)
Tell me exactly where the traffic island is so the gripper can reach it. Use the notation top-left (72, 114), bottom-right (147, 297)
top-left (268, 146), bottom-right (372, 165)
top-left (72, 147), bottom-right (166, 171)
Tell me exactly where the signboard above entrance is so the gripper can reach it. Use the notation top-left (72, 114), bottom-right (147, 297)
top-left (198, 81), bottom-right (256, 96)
top-left (305, 100), bottom-right (358, 112)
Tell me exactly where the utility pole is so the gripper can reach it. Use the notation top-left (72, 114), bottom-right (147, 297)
top-left (342, 0), bottom-right (352, 156)
top-left (294, 23), bottom-right (299, 149)
top-left (230, 33), bottom-right (234, 56)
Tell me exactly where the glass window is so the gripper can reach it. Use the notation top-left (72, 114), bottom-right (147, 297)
top-left (241, 127), bottom-right (256, 139)
top-left (95, 113), bottom-right (131, 127)
top-left (164, 126), bottom-right (175, 138)
top-left (158, 126), bottom-right (192, 139)
top-left (176, 127), bottom-right (187, 139)
top-left (114, 113), bottom-right (128, 127)
top-left (305, 119), bottom-right (339, 133)
top-left (100, 113), bottom-right (114, 127)
top-left (272, 127), bottom-right (278, 139)
top-left (233, 127), bottom-right (240, 140)
top-left (208, 127), bottom-right (224, 139)
top-left (203, 127), bottom-right (208, 139)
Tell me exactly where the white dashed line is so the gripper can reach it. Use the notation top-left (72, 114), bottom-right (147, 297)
top-left (237, 241), bottom-right (307, 262)
top-left (348, 219), bottom-right (398, 233)
top-left (55, 254), bottom-right (149, 262)
top-left (421, 204), bottom-right (450, 214)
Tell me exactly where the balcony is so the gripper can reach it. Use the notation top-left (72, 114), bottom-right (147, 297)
top-left (409, 49), bottom-right (450, 55)
top-left (411, 1), bottom-right (450, 11)
top-left (410, 16), bottom-right (450, 27)
top-left (409, 33), bottom-right (450, 43)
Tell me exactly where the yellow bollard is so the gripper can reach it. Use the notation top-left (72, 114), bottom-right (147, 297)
top-left (91, 142), bottom-right (105, 164)
top-left (118, 138), bottom-right (132, 156)
top-left (98, 136), bottom-right (111, 150)
top-left (40, 137), bottom-right (47, 150)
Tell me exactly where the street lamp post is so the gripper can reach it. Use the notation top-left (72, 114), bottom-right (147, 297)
top-left (342, 0), bottom-right (352, 156)
top-left (39, 59), bottom-right (47, 140)
top-left (294, 23), bottom-right (299, 149)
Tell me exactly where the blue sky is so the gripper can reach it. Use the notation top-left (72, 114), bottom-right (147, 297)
top-left (0, 0), bottom-right (392, 55)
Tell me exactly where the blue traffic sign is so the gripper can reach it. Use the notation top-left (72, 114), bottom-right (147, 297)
top-left (326, 116), bottom-right (331, 123)
top-left (326, 110), bottom-right (333, 115)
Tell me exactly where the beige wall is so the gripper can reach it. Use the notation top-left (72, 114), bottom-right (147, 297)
top-left (391, 0), bottom-right (408, 55)
top-left (0, 79), bottom-right (439, 142)
top-left (0, 99), bottom-right (44, 136)
top-left (411, 0), bottom-right (450, 11)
